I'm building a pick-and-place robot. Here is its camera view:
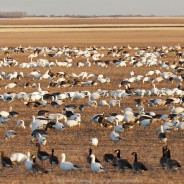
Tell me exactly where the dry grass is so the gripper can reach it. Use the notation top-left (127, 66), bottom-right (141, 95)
top-left (1, 17), bottom-right (184, 25)
top-left (0, 18), bottom-right (183, 184)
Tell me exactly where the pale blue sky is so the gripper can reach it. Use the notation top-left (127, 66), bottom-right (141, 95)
top-left (1, 0), bottom-right (184, 16)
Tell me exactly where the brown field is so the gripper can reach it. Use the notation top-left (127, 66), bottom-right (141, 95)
top-left (1, 17), bottom-right (184, 25)
top-left (0, 17), bottom-right (184, 184)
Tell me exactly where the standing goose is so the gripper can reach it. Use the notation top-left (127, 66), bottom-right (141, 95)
top-left (36, 143), bottom-right (50, 165)
top-left (114, 149), bottom-right (132, 171)
top-left (60, 153), bottom-right (79, 171)
top-left (54, 116), bottom-right (65, 131)
top-left (90, 154), bottom-right (104, 172)
top-left (132, 152), bottom-right (147, 174)
top-left (1, 151), bottom-right (13, 168)
top-left (87, 148), bottom-right (100, 164)
top-left (166, 148), bottom-right (181, 170)
top-left (158, 125), bottom-right (167, 144)
top-left (160, 146), bottom-right (170, 169)
top-left (49, 148), bottom-right (59, 171)
top-left (25, 151), bottom-right (33, 170)
top-left (109, 127), bottom-right (122, 143)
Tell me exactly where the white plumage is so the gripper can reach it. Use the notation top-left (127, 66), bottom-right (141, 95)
top-left (60, 153), bottom-right (79, 171)
top-left (89, 138), bottom-right (98, 146)
top-left (90, 154), bottom-right (104, 172)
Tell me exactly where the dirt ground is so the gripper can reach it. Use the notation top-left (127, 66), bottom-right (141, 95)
top-left (0, 17), bottom-right (184, 184)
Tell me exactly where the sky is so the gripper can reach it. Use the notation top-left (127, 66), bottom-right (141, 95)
top-left (1, 0), bottom-right (184, 16)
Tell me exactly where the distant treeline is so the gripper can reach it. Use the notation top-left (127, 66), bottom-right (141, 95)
top-left (33, 14), bottom-right (157, 18)
top-left (1, 12), bottom-right (182, 18)
top-left (0, 11), bottom-right (27, 18)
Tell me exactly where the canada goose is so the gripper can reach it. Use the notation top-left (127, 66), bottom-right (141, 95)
top-left (165, 148), bottom-right (181, 170)
top-left (9, 106), bottom-right (19, 117)
top-left (36, 143), bottom-right (50, 165)
top-left (60, 153), bottom-right (79, 171)
top-left (37, 110), bottom-right (49, 116)
top-left (113, 149), bottom-right (132, 171)
top-left (87, 148), bottom-right (100, 164)
top-left (49, 149), bottom-right (59, 171)
top-left (160, 146), bottom-right (170, 169)
top-left (1, 151), bottom-right (13, 168)
top-left (90, 154), bottom-right (104, 172)
top-left (32, 156), bottom-right (48, 174)
top-left (132, 152), bottom-right (147, 174)
top-left (103, 152), bottom-right (114, 163)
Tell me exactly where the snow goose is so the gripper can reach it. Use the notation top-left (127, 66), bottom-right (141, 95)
top-left (5, 130), bottom-right (16, 139)
top-left (49, 149), bottom-right (59, 171)
top-left (5, 82), bottom-right (17, 89)
top-left (89, 138), bottom-right (98, 146)
top-left (87, 100), bottom-right (97, 108)
top-left (114, 118), bottom-right (124, 132)
top-left (1, 151), bottom-right (13, 168)
top-left (16, 119), bottom-right (25, 129)
top-left (64, 117), bottom-right (81, 128)
top-left (10, 152), bottom-right (27, 164)
top-left (54, 116), bottom-right (65, 131)
top-left (60, 153), bottom-right (79, 171)
top-left (132, 152), bottom-right (147, 174)
top-left (25, 152), bottom-right (33, 170)
top-left (37, 133), bottom-right (47, 146)
top-left (90, 154), bottom-right (104, 172)
top-left (138, 119), bottom-right (153, 129)
top-left (109, 100), bottom-right (121, 107)
top-left (98, 100), bottom-right (110, 108)
top-left (169, 106), bottom-right (184, 114)
top-left (109, 127), bottom-right (122, 143)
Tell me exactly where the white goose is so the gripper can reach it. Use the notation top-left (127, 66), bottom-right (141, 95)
top-left (60, 153), bottom-right (79, 171)
top-left (64, 117), bottom-right (81, 128)
top-left (5, 82), bottom-right (17, 89)
top-left (36, 133), bottom-right (47, 146)
top-left (16, 119), bottom-right (26, 129)
top-left (25, 151), bottom-right (33, 170)
top-left (90, 154), bottom-right (104, 172)
top-left (114, 118), bottom-right (124, 132)
top-left (89, 138), bottom-right (98, 146)
top-left (98, 100), bottom-right (110, 107)
top-left (109, 127), bottom-right (122, 142)
top-left (54, 116), bottom-right (65, 130)
top-left (10, 152), bottom-right (27, 164)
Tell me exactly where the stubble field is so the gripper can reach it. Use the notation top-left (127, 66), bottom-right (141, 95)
top-left (0, 17), bottom-right (184, 184)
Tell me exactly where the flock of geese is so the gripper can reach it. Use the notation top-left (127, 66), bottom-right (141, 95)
top-left (0, 44), bottom-right (184, 176)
